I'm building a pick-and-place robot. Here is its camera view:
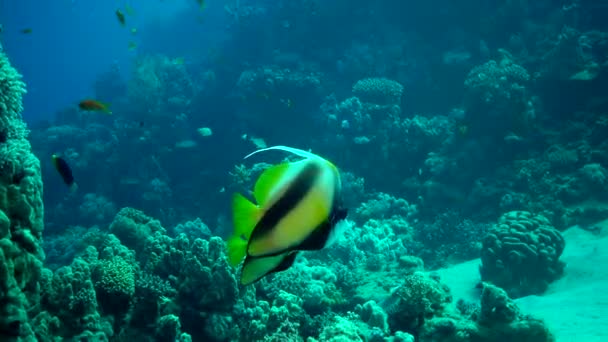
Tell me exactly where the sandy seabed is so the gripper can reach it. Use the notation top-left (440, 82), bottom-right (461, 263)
top-left (437, 221), bottom-right (608, 342)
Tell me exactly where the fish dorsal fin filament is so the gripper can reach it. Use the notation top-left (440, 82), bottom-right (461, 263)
top-left (244, 145), bottom-right (321, 161)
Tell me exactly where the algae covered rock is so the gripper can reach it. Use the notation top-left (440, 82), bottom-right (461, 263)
top-left (480, 211), bottom-right (565, 298)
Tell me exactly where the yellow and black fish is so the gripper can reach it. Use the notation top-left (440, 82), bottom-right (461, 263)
top-left (51, 154), bottom-right (78, 192)
top-left (227, 146), bottom-right (348, 285)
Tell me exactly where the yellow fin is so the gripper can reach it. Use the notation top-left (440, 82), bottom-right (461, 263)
top-left (253, 163), bottom-right (290, 204)
top-left (227, 236), bottom-right (248, 267)
top-left (227, 193), bottom-right (261, 267)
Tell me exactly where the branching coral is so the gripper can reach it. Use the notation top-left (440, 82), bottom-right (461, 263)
top-left (93, 256), bottom-right (136, 309)
top-left (414, 212), bottom-right (490, 268)
top-left (109, 207), bottom-right (166, 255)
top-left (354, 192), bottom-right (417, 224)
top-left (236, 65), bottom-right (324, 121)
top-left (35, 255), bottom-right (114, 340)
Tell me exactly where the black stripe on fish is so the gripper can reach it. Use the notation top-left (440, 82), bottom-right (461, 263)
top-left (296, 198), bottom-right (348, 251)
top-left (250, 162), bottom-right (321, 241)
top-left (294, 168), bottom-right (346, 251)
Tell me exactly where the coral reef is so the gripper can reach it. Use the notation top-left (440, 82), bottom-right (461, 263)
top-left (9, 1), bottom-right (608, 340)
top-left (0, 45), bottom-right (44, 340)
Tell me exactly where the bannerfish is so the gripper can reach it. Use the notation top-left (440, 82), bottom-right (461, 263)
top-left (51, 154), bottom-right (78, 192)
top-left (227, 145), bottom-right (349, 285)
top-left (78, 99), bottom-right (112, 114)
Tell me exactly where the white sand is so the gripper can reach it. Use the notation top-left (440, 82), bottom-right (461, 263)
top-left (436, 222), bottom-right (608, 342)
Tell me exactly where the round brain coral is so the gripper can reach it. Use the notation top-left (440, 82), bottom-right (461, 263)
top-left (352, 78), bottom-right (404, 105)
top-left (480, 210), bottom-right (566, 298)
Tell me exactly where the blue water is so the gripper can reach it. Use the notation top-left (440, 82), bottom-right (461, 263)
top-left (0, 0), bottom-right (226, 123)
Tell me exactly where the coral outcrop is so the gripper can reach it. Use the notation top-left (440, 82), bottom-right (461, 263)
top-left (419, 283), bottom-right (555, 342)
top-left (480, 211), bottom-right (566, 297)
top-left (0, 44), bottom-right (44, 341)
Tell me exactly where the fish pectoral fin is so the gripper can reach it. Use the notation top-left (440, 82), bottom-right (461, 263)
top-left (253, 162), bottom-right (291, 204)
top-left (228, 193), bottom-right (262, 267)
top-left (240, 252), bottom-right (298, 285)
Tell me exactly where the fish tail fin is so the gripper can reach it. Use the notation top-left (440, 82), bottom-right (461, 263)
top-left (227, 193), bottom-right (261, 267)
top-left (102, 103), bottom-right (112, 115)
top-left (69, 182), bottom-right (78, 193)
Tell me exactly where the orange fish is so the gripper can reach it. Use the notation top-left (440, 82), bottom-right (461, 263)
top-left (78, 99), bottom-right (112, 114)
